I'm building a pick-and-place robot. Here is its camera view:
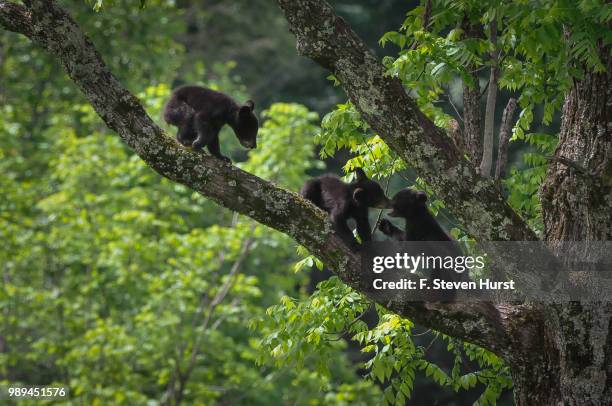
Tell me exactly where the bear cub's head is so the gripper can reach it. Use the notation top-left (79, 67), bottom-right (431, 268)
top-left (351, 168), bottom-right (391, 209)
top-left (388, 188), bottom-right (428, 218)
top-left (234, 100), bottom-right (258, 149)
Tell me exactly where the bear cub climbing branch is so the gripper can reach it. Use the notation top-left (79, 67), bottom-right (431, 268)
top-left (163, 85), bottom-right (258, 162)
top-left (300, 168), bottom-right (391, 248)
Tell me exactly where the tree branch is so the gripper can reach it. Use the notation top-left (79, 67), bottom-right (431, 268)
top-left (480, 19), bottom-right (499, 177)
top-left (460, 16), bottom-right (483, 165)
top-left (495, 98), bottom-right (517, 179)
top-left (0, 0), bottom-right (521, 353)
top-left (0, 1), bottom-right (32, 36)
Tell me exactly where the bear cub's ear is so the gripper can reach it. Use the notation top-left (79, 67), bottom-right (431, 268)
top-left (245, 100), bottom-right (255, 111)
top-left (239, 100), bottom-right (255, 117)
top-left (353, 187), bottom-right (366, 204)
top-left (416, 190), bottom-right (428, 204)
top-left (353, 167), bottom-right (367, 182)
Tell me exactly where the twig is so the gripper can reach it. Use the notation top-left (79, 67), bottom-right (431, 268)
top-left (413, 329), bottom-right (432, 337)
top-left (372, 164), bottom-right (395, 234)
top-left (447, 92), bottom-right (464, 122)
top-left (423, 333), bottom-right (439, 353)
top-left (325, 303), bottom-right (374, 339)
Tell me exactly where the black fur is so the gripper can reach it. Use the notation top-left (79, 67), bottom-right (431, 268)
top-left (378, 189), bottom-right (453, 242)
top-left (163, 85), bottom-right (258, 162)
top-left (379, 189), bottom-right (467, 299)
top-left (300, 168), bottom-right (390, 248)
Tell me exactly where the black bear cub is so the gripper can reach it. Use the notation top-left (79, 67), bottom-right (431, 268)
top-left (163, 85), bottom-right (258, 162)
top-left (300, 168), bottom-right (391, 248)
top-left (379, 189), bottom-right (467, 299)
top-left (378, 189), bottom-right (448, 241)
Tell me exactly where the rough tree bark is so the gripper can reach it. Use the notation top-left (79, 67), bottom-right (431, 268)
top-left (461, 16), bottom-right (483, 166)
top-left (1, 0), bottom-right (610, 404)
top-left (537, 37), bottom-right (612, 404)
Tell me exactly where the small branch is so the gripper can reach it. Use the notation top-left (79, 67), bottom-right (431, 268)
top-left (372, 171), bottom-right (393, 234)
top-left (209, 299), bottom-right (237, 331)
top-left (423, 333), bottom-right (439, 353)
top-left (495, 98), bottom-right (517, 179)
top-left (413, 328), bottom-right (432, 337)
top-left (325, 303), bottom-right (374, 338)
top-left (447, 92), bottom-right (464, 122)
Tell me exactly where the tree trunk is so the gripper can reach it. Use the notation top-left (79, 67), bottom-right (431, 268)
top-left (541, 55), bottom-right (612, 244)
top-left (514, 42), bottom-right (612, 405)
top-left (459, 16), bottom-right (484, 165)
top-left (479, 19), bottom-right (498, 177)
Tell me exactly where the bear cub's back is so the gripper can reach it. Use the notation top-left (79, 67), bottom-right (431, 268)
top-left (171, 86), bottom-right (238, 118)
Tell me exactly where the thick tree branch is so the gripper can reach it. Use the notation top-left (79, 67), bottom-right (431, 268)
top-left (0, 0), bottom-right (519, 354)
top-left (277, 0), bottom-right (536, 243)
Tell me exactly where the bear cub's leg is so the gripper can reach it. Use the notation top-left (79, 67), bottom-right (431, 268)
top-left (206, 134), bottom-right (230, 163)
top-left (354, 211), bottom-right (372, 243)
top-left (330, 207), bottom-right (359, 249)
top-left (191, 112), bottom-right (215, 150)
top-left (191, 113), bottom-right (229, 162)
top-left (176, 112), bottom-right (196, 147)
top-left (378, 219), bottom-right (406, 240)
